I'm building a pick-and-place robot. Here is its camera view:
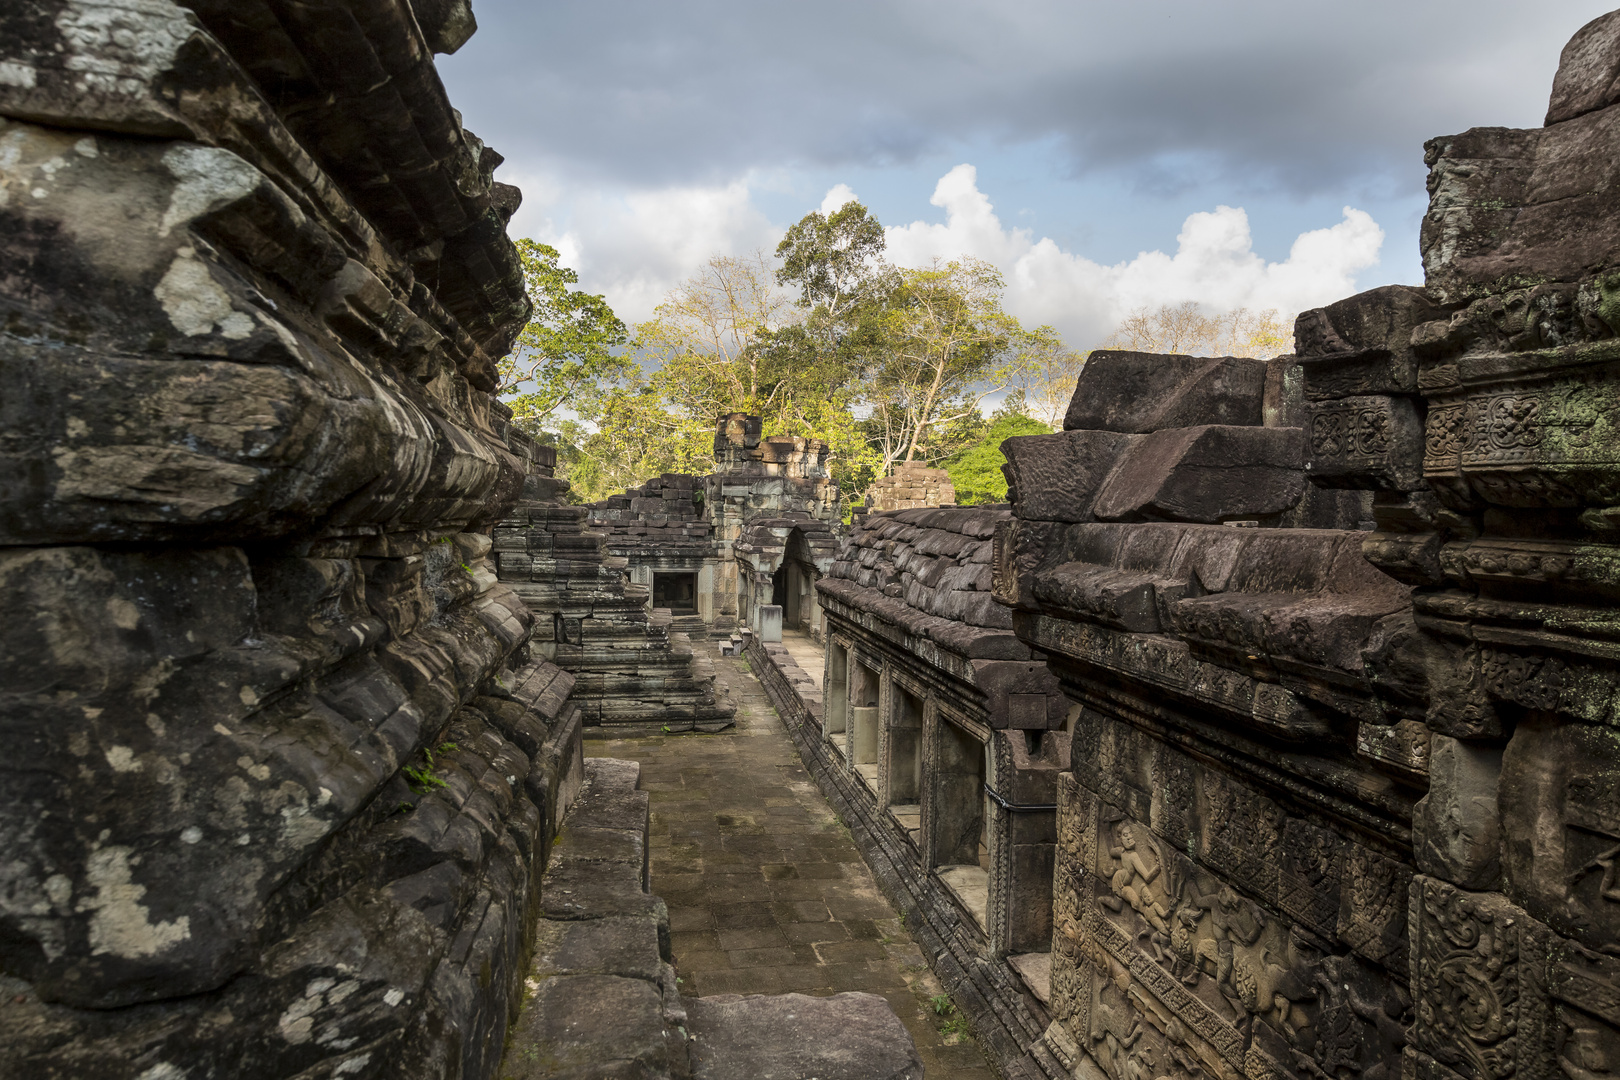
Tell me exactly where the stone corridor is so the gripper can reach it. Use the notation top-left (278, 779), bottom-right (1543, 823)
top-left (592, 657), bottom-right (994, 1080)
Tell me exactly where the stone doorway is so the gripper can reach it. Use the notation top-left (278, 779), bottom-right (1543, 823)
top-left (653, 570), bottom-right (699, 614)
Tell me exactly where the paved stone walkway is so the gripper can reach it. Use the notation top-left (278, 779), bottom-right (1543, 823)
top-left (592, 656), bottom-right (993, 1079)
top-left (777, 628), bottom-right (824, 690)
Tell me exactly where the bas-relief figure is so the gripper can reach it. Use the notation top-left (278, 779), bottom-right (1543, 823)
top-left (1011, 12), bottom-right (1620, 1080)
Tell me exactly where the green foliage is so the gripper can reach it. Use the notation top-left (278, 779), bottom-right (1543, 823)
top-left (863, 257), bottom-right (1025, 472)
top-left (943, 411), bottom-right (1054, 505)
top-left (500, 239), bottom-right (632, 435)
top-left (402, 741), bottom-right (460, 796)
top-left (497, 212), bottom-right (1088, 511)
top-left (775, 201), bottom-right (887, 317)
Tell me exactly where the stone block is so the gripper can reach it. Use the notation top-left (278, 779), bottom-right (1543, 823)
top-left (686, 992), bottom-right (923, 1080)
top-left (1090, 425), bottom-right (1307, 523)
top-left (757, 604), bottom-right (783, 642)
top-left (1000, 429), bottom-right (1138, 522)
top-left (1546, 10), bottom-right (1620, 124)
top-left (1294, 284), bottom-right (1444, 399)
top-left (1304, 394), bottom-right (1425, 490)
top-left (503, 974), bottom-right (671, 1080)
top-left (1063, 351), bottom-right (1268, 432)
top-left (1413, 736), bottom-right (1503, 891)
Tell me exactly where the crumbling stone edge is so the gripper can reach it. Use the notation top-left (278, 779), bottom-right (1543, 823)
top-left (745, 640), bottom-right (1067, 1080)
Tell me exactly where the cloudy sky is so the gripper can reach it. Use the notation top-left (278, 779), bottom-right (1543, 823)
top-left (439, 1), bottom-right (1613, 349)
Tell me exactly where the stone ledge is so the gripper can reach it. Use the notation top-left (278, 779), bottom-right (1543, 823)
top-left (744, 637), bottom-right (1073, 1080)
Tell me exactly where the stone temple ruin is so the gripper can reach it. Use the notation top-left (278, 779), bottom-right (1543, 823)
top-left (7, 5), bottom-right (1620, 1080)
top-left (863, 461), bottom-right (958, 514)
top-left (0, 3), bottom-right (919, 1078)
top-left (747, 13), bottom-right (1620, 1080)
top-left (585, 413), bottom-right (843, 649)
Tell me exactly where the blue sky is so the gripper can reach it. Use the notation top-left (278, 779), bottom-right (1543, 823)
top-left (438, 1), bottom-right (1615, 348)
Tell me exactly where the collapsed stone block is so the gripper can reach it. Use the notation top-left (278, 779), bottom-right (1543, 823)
top-left (1062, 351), bottom-right (1269, 432)
top-left (1294, 284), bottom-right (1444, 399)
top-left (1089, 424), bottom-right (1307, 523)
top-left (1001, 429), bottom-right (1138, 523)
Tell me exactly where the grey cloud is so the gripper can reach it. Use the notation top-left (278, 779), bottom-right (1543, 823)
top-left (442, 0), bottom-right (1615, 196)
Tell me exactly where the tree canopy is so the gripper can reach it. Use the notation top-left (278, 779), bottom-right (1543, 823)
top-left (496, 214), bottom-right (1293, 512)
top-left (499, 239), bottom-right (631, 435)
top-left (943, 409), bottom-right (1055, 505)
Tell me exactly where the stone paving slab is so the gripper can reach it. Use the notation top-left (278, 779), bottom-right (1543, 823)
top-left (688, 992), bottom-right (924, 1080)
top-left (594, 657), bottom-right (995, 1080)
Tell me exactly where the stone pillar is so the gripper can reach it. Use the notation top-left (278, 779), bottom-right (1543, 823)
top-left (758, 604), bottom-right (783, 642)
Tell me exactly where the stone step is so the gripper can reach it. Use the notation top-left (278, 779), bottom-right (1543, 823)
top-left (501, 759), bottom-right (921, 1079)
top-left (501, 758), bottom-right (685, 1080)
top-left (686, 992), bottom-right (923, 1080)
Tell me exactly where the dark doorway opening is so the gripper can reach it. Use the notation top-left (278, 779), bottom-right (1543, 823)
top-left (652, 572), bottom-right (698, 615)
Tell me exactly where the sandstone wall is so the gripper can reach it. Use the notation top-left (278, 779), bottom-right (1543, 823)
top-left (864, 461), bottom-right (957, 512)
top-left (0, 3), bottom-right (582, 1077)
top-left (1006, 13), bottom-right (1620, 1080)
top-left (497, 448), bottom-right (734, 731)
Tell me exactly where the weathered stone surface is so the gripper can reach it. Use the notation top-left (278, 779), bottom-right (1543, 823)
top-left (505, 975), bottom-right (672, 1080)
top-left (1412, 736), bottom-right (1503, 890)
top-left (687, 992), bottom-right (924, 1080)
top-left (1304, 395), bottom-right (1426, 490)
top-left (1001, 429), bottom-right (1138, 523)
top-left (1009, 18), bottom-right (1620, 1080)
top-left (1089, 424), bottom-right (1307, 523)
top-left (1294, 284), bottom-right (1445, 398)
top-left (1546, 9), bottom-right (1620, 124)
top-left (0, 4), bottom-right (593, 1078)
top-left (1063, 352), bottom-right (1268, 432)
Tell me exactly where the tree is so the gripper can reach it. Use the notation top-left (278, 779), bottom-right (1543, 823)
top-left (1010, 325), bottom-right (1088, 428)
top-left (944, 411), bottom-right (1054, 505)
top-left (498, 239), bottom-right (631, 435)
top-left (1108, 302), bottom-right (1292, 358)
top-left (774, 201), bottom-right (888, 321)
top-left (554, 380), bottom-right (712, 503)
top-left (636, 252), bottom-right (796, 432)
top-left (760, 201), bottom-right (896, 513)
top-left (863, 257), bottom-right (1024, 475)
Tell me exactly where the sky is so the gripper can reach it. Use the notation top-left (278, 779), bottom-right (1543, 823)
top-left (438, 1), bottom-right (1615, 350)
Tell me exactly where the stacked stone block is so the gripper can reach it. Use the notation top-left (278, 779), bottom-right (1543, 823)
top-left (1000, 13), bottom-right (1620, 1080)
top-left (864, 460), bottom-right (958, 512)
top-left (585, 414), bottom-right (845, 644)
top-left (0, 3), bottom-right (584, 1077)
top-left (495, 443), bottom-right (735, 732)
top-left (809, 506), bottom-right (1073, 1070)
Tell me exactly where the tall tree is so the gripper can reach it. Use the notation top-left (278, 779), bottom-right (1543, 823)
top-left (1109, 302), bottom-right (1292, 358)
top-left (498, 239), bottom-right (631, 435)
top-left (1009, 325), bottom-right (1088, 429)
top-left (774, 200), bottom-right (888, 320)
top-left (636, 252), bottom-right (796, 434)
top-left (864, 257), bottom-right (1024, 475)
top-left (554, 381), bottom-right (712, 503)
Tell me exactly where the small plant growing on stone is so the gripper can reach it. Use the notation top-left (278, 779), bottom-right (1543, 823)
top-left (929, 993), bottom-right (952, 1016)
top-left (403, 741), bottom-right (460, 794)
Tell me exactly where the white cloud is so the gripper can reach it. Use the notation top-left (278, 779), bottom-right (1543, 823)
top-left (502, 161), bottom-right (1384, 350)
top-left (819, 183), bottom-right (859, 215)
top-left (504, 172), bottom-right (780, 325)
top-left (883, 164), bottom-right (1385, 346)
